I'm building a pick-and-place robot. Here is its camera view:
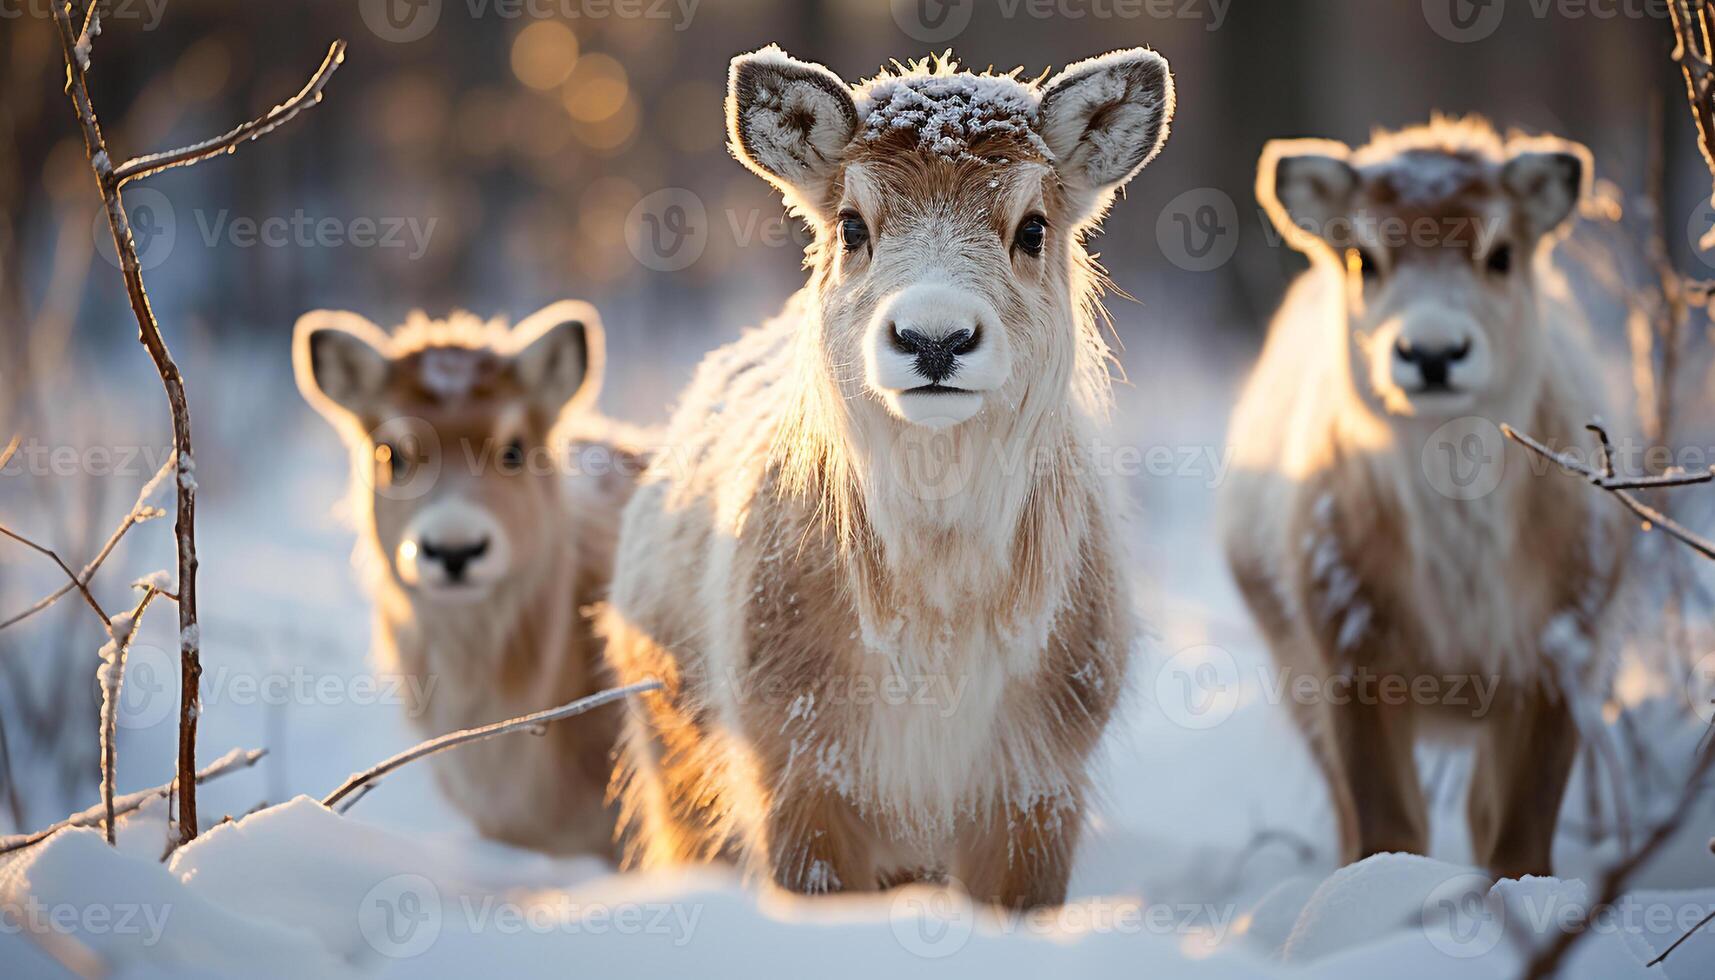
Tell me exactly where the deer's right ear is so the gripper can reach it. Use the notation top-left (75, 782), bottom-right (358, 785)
top-left (293, 311), bottom-right (392, 432)
top-left (1257, 139), bottom-right (1359, 254)
top-left (726, 45), bottom-right (859, 215)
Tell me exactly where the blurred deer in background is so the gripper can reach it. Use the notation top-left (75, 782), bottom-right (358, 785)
top-left (1221, 118), bottom-right (1631, 878)
top-left (296, 301), bottom-right (645, 856)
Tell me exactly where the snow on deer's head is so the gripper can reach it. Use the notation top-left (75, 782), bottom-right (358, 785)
top-left (1259, 118), bottom-right (1589, 422)
top-left (727, 46), bottom-right (1174, 433)
top-left (294, 302), bottom-right (602, 602)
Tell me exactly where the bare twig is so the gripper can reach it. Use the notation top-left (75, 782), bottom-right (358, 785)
top-left (99, 585), bottom-right (161, 845)
top-left (1521, 736), bottom-right (1715, 978)
top-left (322, 680), bottom-right (662, 811)
top-left (0, 747), bottom-right (265, 855)
top-left (110, 41), bottom-right (347, 186)
top-left (1672, 0), bottom-right (1715, 253)
top-left (1649, 905), bottom-right (1715, 966)
top-left (49, 0), bottom-right (345, 845)
top-left (1502, 423), bottom-right (1715, 561)
top-left (0, 452), bottom-right (172, 632)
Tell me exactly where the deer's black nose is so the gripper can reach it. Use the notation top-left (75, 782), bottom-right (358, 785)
top-left (419, 538), bottom-right (490, 582)
top-left (1395, 338), bottom-right (1472, 391)
top-left (891, 324), bottom-right (982, 385)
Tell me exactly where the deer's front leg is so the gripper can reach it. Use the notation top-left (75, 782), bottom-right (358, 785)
top-left (956, 792), bottom-right (1082, 911)
top-left (762, 782), bottom-right (876, 896)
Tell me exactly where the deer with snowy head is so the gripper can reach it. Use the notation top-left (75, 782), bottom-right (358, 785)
top-left (601, 46), bottom-right (1173, 908)
top-left (1219, 118), bottom-right (1630, 878)
top-left (295, 302), bottom-right (646, 857)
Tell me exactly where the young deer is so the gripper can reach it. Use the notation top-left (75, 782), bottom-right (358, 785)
top-left (602, 46), bottom-right (1175, 908)
top-left (295, 302), bottom-right (644, 857)
top-left (1221, 118), bottom-right (1629, 878)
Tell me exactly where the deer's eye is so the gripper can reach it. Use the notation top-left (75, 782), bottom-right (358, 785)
top-left (500, 438), bottom-right (526, 472)
top-left (375, 443), bottom-right (409, 484)
top-left (838, 211), bottom-right (869, 252)
top-left (1486, 244), bottom-right (1513, 276)
top-left (1349, 247), bottom-right (1382, 281)
top-left (1014, 215), bottom-right (1047, 256)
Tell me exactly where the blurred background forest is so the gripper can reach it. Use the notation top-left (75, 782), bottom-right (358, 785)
top-left (2, 0), bottom-right (1711, 846)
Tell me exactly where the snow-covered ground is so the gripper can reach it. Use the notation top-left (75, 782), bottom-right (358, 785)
top-left (3, 306), bottom-right (1714, 978)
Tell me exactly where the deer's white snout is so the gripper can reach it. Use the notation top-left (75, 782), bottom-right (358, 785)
top-left (865, 282), bottom-right (1010, 430)
top-left (395, 497), bottom-right (512, 598)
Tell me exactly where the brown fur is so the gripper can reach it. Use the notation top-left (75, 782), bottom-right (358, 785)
top-left (602, 46), bottom-right (1171, 907)
top-left (1224, 119), bottom-right (1629, 877)
top-left (295, 306), bottom-right (646, 857)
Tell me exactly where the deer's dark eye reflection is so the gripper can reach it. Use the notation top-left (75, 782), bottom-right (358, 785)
top-left (1486, 244), bottom-right (1513, 276)
top-left (1014, 215), bottom-right (1047, 256)
top-left (375, 442), bottom-right (409, 485)
top-left (1350, 247), bottom-right (1382, 281)
top-left (839, 211), bottom-right (869, 252)
top-left (501, 438), bottom-right (527, 472)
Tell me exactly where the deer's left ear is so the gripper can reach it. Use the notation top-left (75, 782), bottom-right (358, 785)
top-left (1502, 140), bottom-right (1591, 238)
top-left (726, 45), bottom-right (860, 216)
top-left (1038, 48), bottom-right (1175, 195)
top-left (509, 300), bottom-right (604, 420)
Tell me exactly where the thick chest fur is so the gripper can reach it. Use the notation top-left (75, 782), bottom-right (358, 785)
top-left (712, 483), bottom-right (1128, 850)
top-left (1292, 439), bottom-right (1616, 684)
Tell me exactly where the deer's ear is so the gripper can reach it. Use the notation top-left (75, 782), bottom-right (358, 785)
top-left (1257, 139), bottom-right (1359, 254)
top-left (727, 45), bottom-right (859, 215)
top-left (1038, 48), bottom-right (1175, 198)
top-left (509, 300), bottom-right (603, 420)
top-left (1502, 141), bottom-right (1589, 238)
top-left (294, 311), bottom-right (392, 432)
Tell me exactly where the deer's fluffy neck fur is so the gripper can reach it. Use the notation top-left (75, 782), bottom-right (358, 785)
top-left (774, 285), bottom-right (1111, 674)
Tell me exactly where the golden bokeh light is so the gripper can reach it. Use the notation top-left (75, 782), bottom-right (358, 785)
top-left (510, 21), bottom-right (579, 91)
top-left (561, 53), bottom-right (629, 124)
top-left (571, 95), bottom-right (639, 154)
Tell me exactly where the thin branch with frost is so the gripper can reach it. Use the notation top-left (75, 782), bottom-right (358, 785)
top-left (49, 0), bottom-right (345, 845)
top-left (0, 747), bottom-right (266, 855)
top-left (1522, 735), bottom-right (1715, 978)
top-left (1672, 0), bottom-right (1715, 251)
top-left (110, 41), bottom-right (347, 186)
top-left (0, 452), bottom-right (173, 632)
top-left (98, 585), bottom-right (162, 845)
top-left (322, 679), bottom-right (662, 812)
top-left (1501, 423), bottom-right (1715, 561)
